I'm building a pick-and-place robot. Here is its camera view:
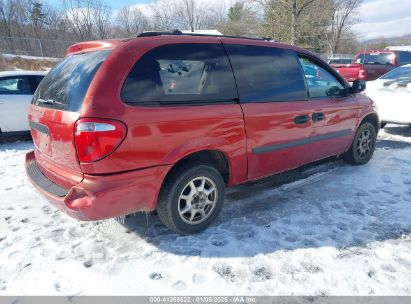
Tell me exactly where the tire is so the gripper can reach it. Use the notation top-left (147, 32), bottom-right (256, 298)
top-left (343, 122), bottom-right (376, 165)
top-left (157, 162), bottom-right (225, 235)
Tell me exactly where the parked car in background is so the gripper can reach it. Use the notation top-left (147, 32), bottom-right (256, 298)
top-left (365, 64), bottom-right (411, 128)
top-left (385, 45), bottom-right (411, 52)
top-left (26, 32), bottom-right (379, 234)
top-left (333, 50), bottom-right (411, 82)
top-left (0, 70), bottom-right (47, 137)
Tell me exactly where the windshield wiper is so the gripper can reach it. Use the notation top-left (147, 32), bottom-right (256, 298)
top-left (37, 98), bottom-right (54, 105)
top-left (37, 98), bottom-right (65, 106)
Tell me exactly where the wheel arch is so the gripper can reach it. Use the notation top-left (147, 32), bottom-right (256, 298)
top-left (162, 149), bottom-right (231, 186)
top-left (359, 112), bottom-right (380, 133)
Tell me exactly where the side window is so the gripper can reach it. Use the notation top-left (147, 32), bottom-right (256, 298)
top-left (224, 44), bottom-right (307, 102)
top-left (28, 75), bottom-right (44, 93)
top-left (398, 52), bottom-right (411, 65)
top-left (0, 76), bottom-right (32, 95)
top-left (299, 57), bottom-right (345, 98)
top-left (121, 44), bottom-right (238, 105)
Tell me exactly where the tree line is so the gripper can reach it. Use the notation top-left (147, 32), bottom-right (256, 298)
top-left (0, 0), bottom-right (365, 57)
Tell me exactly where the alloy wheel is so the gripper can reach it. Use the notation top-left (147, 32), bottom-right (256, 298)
top-left (356, 128), bottom-right (373, 159)
top-left (177, 176), bottom-right (218, 225)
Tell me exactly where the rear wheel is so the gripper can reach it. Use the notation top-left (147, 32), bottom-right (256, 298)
top-left (343, 122), bottom-right (376, 165)
top-left (157, 163), bottom-right (225, 235)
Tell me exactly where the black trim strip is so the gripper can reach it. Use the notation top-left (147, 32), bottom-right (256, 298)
top-left (27, 160), bottom-right (69, 197)
top-left (124, 99), bottom-right (239, 107)
top-left (0, 130), bottom-right (30, 137)
top-left (253, 129), bottom-right (352, 154)
top-left (29, 121), bottom-right (49, 135)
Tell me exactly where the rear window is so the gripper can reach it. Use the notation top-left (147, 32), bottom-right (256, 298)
top-left (121, 43), bottom-right (238, 105)
top-left (355, 52), bottom-right (394, 65)
top-left (328, 59), bottom-right (352, 65)
top-left (32, 50), bottom-right (110, 111)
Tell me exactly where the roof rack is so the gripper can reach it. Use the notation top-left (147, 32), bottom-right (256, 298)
top-left (137, 30), bottom-right (183, 37)
top-left (136, 30), bottom-right (273, 42)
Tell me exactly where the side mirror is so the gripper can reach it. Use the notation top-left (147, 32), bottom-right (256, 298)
top-left (350, 79), bottom-right (366, 94)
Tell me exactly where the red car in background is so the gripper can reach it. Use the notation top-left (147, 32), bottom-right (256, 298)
top-left (25, 32), bottom-right (379, 234)
top-left (332, 50), bottom-right (411, 82)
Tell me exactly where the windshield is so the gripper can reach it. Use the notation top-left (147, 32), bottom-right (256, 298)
top-left (355, 53), bottom-right (394, 65)
top-left (380, 66), bottom-right (411, 80)
top-left (32, 50), bottom-right (110, 111)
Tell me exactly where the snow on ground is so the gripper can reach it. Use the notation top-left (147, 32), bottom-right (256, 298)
top-left (0, 125), bottom-right (411, 295)
top-left (2, 54), bottom-right (59, 61)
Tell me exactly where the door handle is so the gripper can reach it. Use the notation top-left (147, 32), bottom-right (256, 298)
top-left (312, 112), bottom-right (325, 122)
top-left (294, 114), bottom-right (310, 124)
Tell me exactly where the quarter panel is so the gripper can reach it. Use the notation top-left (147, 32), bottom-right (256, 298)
top-left (80, 104), bottom-right (247, 184)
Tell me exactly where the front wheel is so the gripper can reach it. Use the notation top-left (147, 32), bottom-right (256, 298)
top-left (343, 122), bottom-right (376, 165)
top-left (157, 163), bottom-right (225, 235)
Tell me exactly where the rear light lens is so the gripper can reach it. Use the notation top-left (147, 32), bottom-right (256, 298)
top-left (358, 69), bottom-right (366, 79)
top-left (74, 118), bottom-right (127, 163)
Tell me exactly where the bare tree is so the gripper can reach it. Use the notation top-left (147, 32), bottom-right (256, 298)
top-left (0, 0), bottom-right (33, 51)
top-left (150, 0), bottom-right (177, 31)
top-left (93, 0), bottom-right (111, 39)
top-left (115, 6), bottom-right (149, 36)
top-left (177, 0), bottom-right (209, 32)
top-left (219, 1), bottom-right (260, 36)
top-left (150, 0), bottom-right (224, 32)
top-left (62, 0), bottom-right (112, 41)
top-left (0, 0), bottom-right (17, 50)
top-left (0, 0), bottom-right (365, 58)
top-left (260, 0), bottom-right (318, 45)
top-left (325, 0), bottom-right (362, 56)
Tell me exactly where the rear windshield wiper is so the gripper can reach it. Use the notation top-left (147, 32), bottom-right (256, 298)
top-left (37, 98), bottom-right (54, 105)
top-left (37, 98), bottom-right (65, 106)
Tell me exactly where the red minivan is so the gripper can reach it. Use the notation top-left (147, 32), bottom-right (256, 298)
top-left (26, 32), bottom-right (379, 234)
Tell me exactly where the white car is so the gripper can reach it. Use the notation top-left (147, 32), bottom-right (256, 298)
top-left (0, 70), bottom-right (47, 137)
top-left (365, 64), bottom-right (411, 127)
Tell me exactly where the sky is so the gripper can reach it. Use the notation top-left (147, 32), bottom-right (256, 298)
top-left (353, 0), bottom-right (411, 40)
top-left (45, 0), bottom-right (411, 40)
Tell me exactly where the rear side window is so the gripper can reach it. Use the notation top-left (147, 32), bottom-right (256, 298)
top-left (32, 50), bottom-right (110, 111)
top-left (0, 76), bottom-right (33, 95)
top-left (398, 52), bottom-right (411, 65)
top-left (121, 44), bottom-right (238, 105)
top-left (224, 44), bottom-right (307, 103)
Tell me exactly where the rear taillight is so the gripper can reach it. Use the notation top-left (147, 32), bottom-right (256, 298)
top-left (358, 68), bottom-right (366, 79)
top-left (74, 118), bottom-right (127, 163)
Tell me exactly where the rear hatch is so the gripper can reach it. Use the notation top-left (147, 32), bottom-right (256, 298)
top-left (29, 50), bottom-right (110, 185)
